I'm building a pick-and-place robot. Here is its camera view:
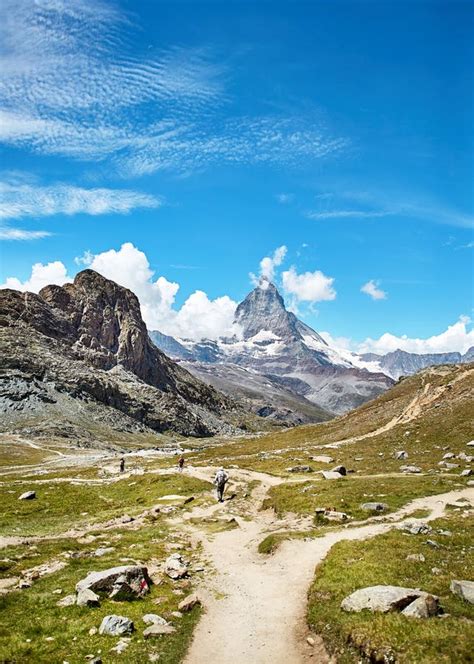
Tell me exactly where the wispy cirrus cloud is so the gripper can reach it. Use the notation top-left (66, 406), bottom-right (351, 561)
top-left (306, 190), bottom-right (473, 228)
top-left (0, 180), bottom-right (161, 220)
top-left (0, 0), bottom-right (347, 177)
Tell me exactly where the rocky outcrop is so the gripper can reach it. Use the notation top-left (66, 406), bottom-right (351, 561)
top-left (341, 585), bottom-right (438, 615)
top-left (0, 270), bottom-right (249, 440)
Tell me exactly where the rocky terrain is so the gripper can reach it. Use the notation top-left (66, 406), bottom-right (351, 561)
top-left (0, 270), bottom-right (257, 445)
top-left (151, 279), bottom-right (393, 417)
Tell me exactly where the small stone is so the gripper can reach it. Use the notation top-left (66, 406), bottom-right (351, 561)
top-left (321, 471), bottom-right (343, 480)
top-left (406, 553), bottom-right (425, 562)
top-left (89, 627), bottom-right (98, 636)
top-left (332, 465), bottom-right (346, 476)
top-left (400, 522), bottom-right (432, 535)
top-left (94, 547), bottom-right (115, 557)
top-left (310, 456), bottom-right (334, 464)
top-left (143, 623), bottom-right (176, 638)
top-left (400, 465), bottom-right (421, 474)
top-left (460, 469), bottom-right (473, 477)
top-left (307, 636), bottom-right (315, 646)
top-left (142, 614), bottom-right (167, 626)
top-left (425, 539), bottom-right (440, 548)
top-left (431, 567), bottom-right (441, 575)
top-left (178, 593), bottom-right (201, 612)
top-left (171, 611), bottom-right (183, 618)
top-left (99, 615), bottom-right (134, 636)
top-left (19, 491), bottom-right (36, 500)
top-left (323, 510), bottom-right (349, 522)
top-left (57, 594), bottom-right (76, 607)
top-left (286, 465), bottom-right (313, 473)
top-left (442, 453), bottom-right (455, 459)
top-left (361, 502), bottom-right (388, 512)
top-left (394, 451), bottom-right (408, 460)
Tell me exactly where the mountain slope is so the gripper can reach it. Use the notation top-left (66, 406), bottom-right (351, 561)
top-left (151, 279), bottom-right (393, 416)
top-left (0, 270), bottom-right (252, 444)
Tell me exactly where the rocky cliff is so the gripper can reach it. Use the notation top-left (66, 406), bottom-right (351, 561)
top-left (0, 270), bottom-right (246, 443)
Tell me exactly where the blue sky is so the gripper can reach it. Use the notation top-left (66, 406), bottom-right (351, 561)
top-left (0, 0), bottom-right (473, 353)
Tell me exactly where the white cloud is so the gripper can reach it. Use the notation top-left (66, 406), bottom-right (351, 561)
top-left (1, 242), bottom-right (239, 340)
top-left (250, 245), bottom-right (288, 286)
top-left (357, 316), bottom-right (474, 355)
top-left (0, 261), bottom-right (72, 292)
top-left (281, 266), bottom-right (336, 303)
top-left (0, 227), bottom-right (51, 240)
top-left (361, 280), bottom-right (387, 300)
top-left (0, 180), bottom-right (160, 220)
top-left (307, 210), bottom-right (391, 220)
top-left (0, 1), bottom-right (347, 176)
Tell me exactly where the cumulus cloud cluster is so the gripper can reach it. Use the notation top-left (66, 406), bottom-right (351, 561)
top-left (360, 280), bottom-right (387, 300)
top-left (282, 267), bottom-right (336, 303)
top-left (321, 316), bottom-right (474, 356)
top-left (0, 243), bottom-right (239, 341)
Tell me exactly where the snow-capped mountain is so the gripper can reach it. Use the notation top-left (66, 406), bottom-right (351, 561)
top-left (359, 347), bottom-right (474, 380)
top-left (150, 279), bottom-right (393, 417)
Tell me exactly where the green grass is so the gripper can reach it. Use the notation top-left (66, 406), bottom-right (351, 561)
top-left (307, 511), bottom-right (474, 663)
top-left (262, 475), bottom-right (464, 523)
top-left (0, 473), bottom-right (211, 536)
top-left (0, 525), bottom-right (201, 663)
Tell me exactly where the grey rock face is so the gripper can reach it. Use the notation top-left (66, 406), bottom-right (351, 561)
top-left (450, 580), bottom-right (474, 604)
top-left (359, 348), bottom-right (473, 380)
top-left (18, 491), bottom-right (36, 500)
top-left (341, 585), bottom-right (428, 613)
top-left (99, 615), bottom-right (134, 636)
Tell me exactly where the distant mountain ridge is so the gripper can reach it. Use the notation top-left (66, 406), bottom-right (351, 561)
top-left (151, 278), bottom-right (394, 416)
top-left (360, 347), bottom-right (474, 380)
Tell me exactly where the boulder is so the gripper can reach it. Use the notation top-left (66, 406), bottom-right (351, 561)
top-left (321, 471), bottom-right (343, 480)
top-left (467, 441), bottom-right (474, 447)
top-left (450, 580), bottom-right (474, 604)
top-left (57, 594), bottom-right (76, 607)
top-left (400, 522), bottom-right (432, 535)
top-left (76, 566), bottom-right (151, 598)
top-left (99, 615), bottom-right (134, 636)
top-left (142, 614), bottom-right (167, 626)
top-left (438, 462), bottom-right (459, 470)
top-left (287, 465), bottom-right (313, 473)
top-left (460, 469), bottom-right (473, 477)
top-left (310, 455), bottom-right (334, 464)
top-left (400, 465), bottom-right (421, 474)
top-left (458, 453), bottom-right (473, 462)
top-left (394, 450), bottom-right (408, 460)
top-left (76, 589), bottom-right (100, 607)
top-left (332, 465), bottom-right (347, 476)
top-left (178, 593), bottom-right (202, 612)
top-left (94, 547), bottom-right (115, 557)
top-left (401, 594), bottom-right (439, 618)
top-left (361, 502), bottom-right (388, 512)
top-left (164, 554), bottom-right (188, 580)
top-left (442, 452), bottom-right (455, 459)
top-left (143, 623), bottom-right (176, 638)
top-left (19, 491), bottom-right (36, 500)
top-left (341, 585), bottom-right (427, 613)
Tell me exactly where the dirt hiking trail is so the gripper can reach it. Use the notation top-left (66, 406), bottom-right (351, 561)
top-left (176, 467), bottom-right (473, 664)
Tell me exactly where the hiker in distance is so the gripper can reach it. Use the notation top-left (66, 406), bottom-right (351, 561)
top-left (214, 467), bottom-right (229, 503)
top-left (119, 457), bottom-right (125, 473)
top-left (178, 456), bottom-right (185, 472)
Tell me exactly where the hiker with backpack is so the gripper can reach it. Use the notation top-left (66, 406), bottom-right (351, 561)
top-left (214, 467), bottom-right (229, 502)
